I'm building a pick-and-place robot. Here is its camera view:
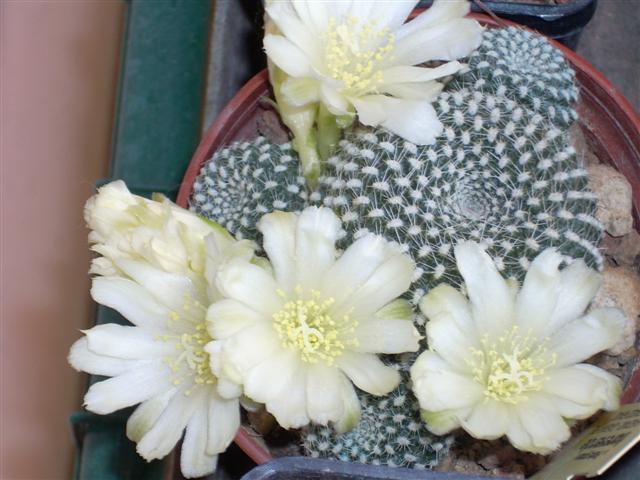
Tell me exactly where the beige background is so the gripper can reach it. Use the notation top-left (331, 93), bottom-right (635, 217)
top-left (1, 1), bottom-right (125, 478)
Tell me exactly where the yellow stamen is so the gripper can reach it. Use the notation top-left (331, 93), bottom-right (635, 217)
top-left (324, 16), bottom-right (394, 97)
top-left (467, 326), bottom-right (556, 404)
top-left (160, 293), bottom-right (216, 394)
top-left (273, 286), bottom-right (358, 366)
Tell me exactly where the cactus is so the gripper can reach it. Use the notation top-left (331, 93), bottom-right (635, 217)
top-left (457, 26), bottom-right (579, 127)
top-left (304, 29), bottom-right (601, 468)
top-left (304, 366), bottom-right (453, 469)
top-left (189, 28), bottom-right (602, 469)
top-left (189, 137), bottom-right (308, 240)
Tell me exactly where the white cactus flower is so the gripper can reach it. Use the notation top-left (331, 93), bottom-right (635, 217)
top-left (264, 0), bottom-right (483, 145)
top-left (206, 207), bottom-right (421, 432)
top-left (70, 181), bottom-right (254, 478)
top-left (411, 241), bottom-right (624, 454)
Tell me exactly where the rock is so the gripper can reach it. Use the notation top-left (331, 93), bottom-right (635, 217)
top-left (257, 107), bottom-right (290, 145)
top-left (602, 231), bottom-right (640, 267)
top-left (592, 265), bottom-right (640, 355)
top-left (570, 124), bottom-right (600, 167)
top-left (587, 164), bottom-right (634, 237)
top-left (247, 407), bottom-right (277, 436)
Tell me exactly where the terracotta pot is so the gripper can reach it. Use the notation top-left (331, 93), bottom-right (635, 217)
top-left (177, 13), bottom-right (640, 468)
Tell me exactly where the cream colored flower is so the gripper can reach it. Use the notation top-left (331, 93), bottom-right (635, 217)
top-left (411, 242), bottom-right (624, 454)
top-left (264, 0), bottom-right (483, 146)
top-left (205, 207), bottom-right (421, 432)
top-left (70, 181), bottom-right (253, 478)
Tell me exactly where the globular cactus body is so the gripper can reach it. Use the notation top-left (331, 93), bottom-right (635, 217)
top-left (190, 137), bottom-right (308, 240)
top-left (458, 27), bottom-right (579, 127)
top-left (190, 28), bottom-right (603, 470)
top-left (304, 28), bottom-right (601, 468)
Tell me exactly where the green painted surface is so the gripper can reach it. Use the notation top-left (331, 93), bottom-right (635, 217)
top-left (108, 0), bottom-right (211, 199)
top-left (73, 1), bottom-right (211, 478)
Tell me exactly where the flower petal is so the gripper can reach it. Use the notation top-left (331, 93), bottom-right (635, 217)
top-left (91, 277), bottom-right (168, 329)
top-left (332, 243), bottom-right (414, 319)
top-left (266, 1), bottom-right (322, 60)
top-left (320, 83), bottom-right (351, 116)
top-left (243, 349), bottom-right (299, 403)
top-left (548, 308), bottom-right (626, 368)
top-left (257, 211), bottom-right (298, 293)
top-left (83, 324), bottom-right (174, 359)
top-left (207, 299), bottom-right (265, 340)
top-left (381, 62), bottom-right (464, 86)
top-left (68, 337), bottom-right (136, 377)
top-left (206, 391), bottom-right (240, 454)
top-left (380, 81), bottom-right (444, 101)
top-left (264, 34), bottom-right (312, 78)
top-left (126, 389), bottom-right (176, 443)
top-left (545, 259), bottom-right (602, 335)
top-left (84, 363), bottom-right (171, 414)
top-left (337, 352), bottom-right (400, 396)
top-left (136, 389), bottom-right (201, 461)
top-left (573, 364), bottom-right (622, 411)
top-left (515, 248), bottom-right (563, 338)
top-left (215, 258), bottom-right (282, 316)
top-left (454, 241), bottom-right (514, 338)
top-left (306, 364), bottom-right (345, 425)
top-left (542, 364), bottom-right (621, 416)
top-left (216, 322), bottom-right (281, 384)
top-left (281, 76), bottom-right (321, 107)
top-left (352, 95), bottom-right (443, 145)
top-left (181, 400), bottom-right (218, 479)
top-left (371, 1), bottom-right (419, 31)
top-left (393, 17), bottom-right (483, 65)
top-left (322, 234), bottom-right (397, 308)
top-left (461, 399), bottom-right (510, 440)
top-left (334, 374), bottom-right (361, 434)
top-left (515, 397), bottom-right (571, 454)
top-left (354, 318), bottom-right (420, 354)
top-left (291, 0), bottom-right (331, 36)
top-left (410, 351), bottom-right (484, 411)
top-left (421, 408), bottom-right (467, 435)
top-left (395, 0), bottom-right (471, 40)
top-left (265, 366), bottom-right (310, 429)
top-left (425, 317), bottom-right (475, 373)
top-left (113, 259), bottom-right (203, 315)
top-left (294, 207), bottom-right (342, 291)
top-left (420, 284), bottom-right (476, 333)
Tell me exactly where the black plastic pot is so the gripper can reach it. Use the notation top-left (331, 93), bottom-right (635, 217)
top-left (418, 0), bottom-right (597, 49)
top-left (240, 458), bottom-right (506, 480)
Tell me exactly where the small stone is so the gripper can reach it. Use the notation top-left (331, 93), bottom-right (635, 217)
top-left (603, 231), bottom-right (640, 267)
top-left (257, 107), bottom-right (290, 145)
top-left (570, 124), bottom-right (600, 167)
top-left (247, 407), bottom-right (277, 436)
top-left (587, 164), bottom-right (634, 237)
top-left (479, 453), bottom-right (500, 470)
top-left (591, 265), bottom-right (640, 355)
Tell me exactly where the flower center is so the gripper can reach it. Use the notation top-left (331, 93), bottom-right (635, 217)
top-left (468, 326), bottom-right (556, 404)
top-left (324, 16), bottom-right (394, 97)
top-left (273, 286), bottom-right (358, 365)
top-left (160, 294), bottom-right (216, 396)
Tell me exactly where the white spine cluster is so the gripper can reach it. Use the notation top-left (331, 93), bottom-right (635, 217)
top-left (190, 137), bottom-right (308, 240)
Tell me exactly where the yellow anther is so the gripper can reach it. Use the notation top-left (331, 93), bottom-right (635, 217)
top-left (324, 15), bottom-right (394, 96)
top-left (467, 326), bottom-right (555, 404)
top-left (273, 287), bottom-right (358, 366)
top-left (161, 294), bottom-right (215, 396)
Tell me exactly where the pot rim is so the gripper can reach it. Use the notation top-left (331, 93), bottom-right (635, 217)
top-left (176, 12), bottom-right (640, 469)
